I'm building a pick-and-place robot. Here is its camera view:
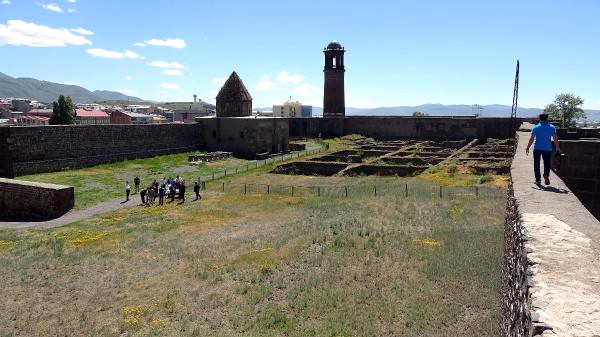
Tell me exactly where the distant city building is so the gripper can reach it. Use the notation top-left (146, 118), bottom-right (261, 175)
top-left (167, 102), bottom-right (214, 123)
top-left (125, 105), bottom-right (152, 114)
top-left (75, 108), bottom-right (110, 125)
top-left (16, 115), bottom-right (49, 126)
top-left (273, 100), bottom-right (313, 118)
top-left (151, 115), bottom-right (169, 124)
top-left (110, 110), bottom-right (153, 124)
top-left (323, 40), bottom-right (346, 118)
top-left (216, 71), bottom-right (252, 117)
top-left (11, 99), bottom-right (31, 113)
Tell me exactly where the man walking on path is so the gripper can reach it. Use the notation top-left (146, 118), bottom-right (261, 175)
top-left (526, 113), bottom-right (561, 185)
top-left (194, 181), bottom-right (201, 201)
top-left (133, 176), bottom-right (140, 194)
top-left (125, 181), bottom-right (131, 202)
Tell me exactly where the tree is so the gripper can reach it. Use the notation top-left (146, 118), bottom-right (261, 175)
top-left (49, 95), bottom-right (76, 125)
top-left (412, 111), bottom-right (428, 117)
top-left (544, 93), bottom-right (585, 127)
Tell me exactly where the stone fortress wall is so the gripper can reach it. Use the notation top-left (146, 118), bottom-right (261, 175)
top-left (0, 116), bottom-right (524, 178)
top-left (0, 124), bottom-right (201, 177)
top-left (290, 116), bottom-right (525, 140)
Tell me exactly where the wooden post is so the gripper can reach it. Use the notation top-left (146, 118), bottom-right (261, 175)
top-left (222, 182), bottom-right (225, 192)
top-left (405, 184), bottom-right (408, 197)
top-left (202, 181), bottom-right (206, 190)
top-left (374, 186), bottom-right (377, 197)
top-left (247, 164), bottom-right (249, 171)
top-left (244, 184), bottom-right (247, 194)
top-left (212, 172), bottom-right (214, 180)
top-left (475, 186), bottom-right (479, 197)
top-left (439, 186), bottom-right (442, 199)
top-left (291, 186), bottom-right (294, 196)
top-left (267, 185), bottom-right (270, 194)
top-left (318, 186), bottom-right (321, 197)
top-left (235, 167), bottom-right (238, 174)
top-left (224, 169), bottom-right (227, 176)
top-left (345, 186), bottom-right (348, 197)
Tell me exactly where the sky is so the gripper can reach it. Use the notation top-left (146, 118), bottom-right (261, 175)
top-left (1, 0), bottom-right (599, 109)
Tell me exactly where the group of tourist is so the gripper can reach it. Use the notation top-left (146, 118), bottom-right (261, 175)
top-left (124, 175), bottom-right (202, 205)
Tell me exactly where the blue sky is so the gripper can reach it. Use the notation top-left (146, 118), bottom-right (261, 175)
top-left (1, 0), bottom-right (599, 109)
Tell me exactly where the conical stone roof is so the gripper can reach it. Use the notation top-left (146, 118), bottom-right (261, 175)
top-left (216, 71), bottom-right (252, 102)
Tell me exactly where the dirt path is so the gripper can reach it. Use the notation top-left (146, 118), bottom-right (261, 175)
top-left (0, 197), bottom-right (142, 230)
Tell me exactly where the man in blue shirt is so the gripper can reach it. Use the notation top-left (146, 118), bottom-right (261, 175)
top-left (526, 113), bottom-right (561, 185)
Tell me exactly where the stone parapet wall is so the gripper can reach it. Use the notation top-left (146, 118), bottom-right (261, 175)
top-left (0, 178), bottom-right (74, 219)
top-left (554, 139), bottom-right (600, 220)
top-left (501, 181), bottom-right (533, 337)
top-left (1, 124), bottom-right (201, 177)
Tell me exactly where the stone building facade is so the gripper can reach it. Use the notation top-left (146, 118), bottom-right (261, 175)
top-left (196, 117), bottom-right (289, 159)
top-left (216, 72), bottom-right (252, 117)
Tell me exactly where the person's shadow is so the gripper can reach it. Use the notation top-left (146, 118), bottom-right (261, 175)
top-left (532, 183), bottom-right (569, 194)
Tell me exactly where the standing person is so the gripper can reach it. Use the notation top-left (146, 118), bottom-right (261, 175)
top-left (140, 187), bottom-right (147, 205)
top-left (124, 181), bottom-right (131, 201)
top-left (180, 180), bottom-right (186, 202)
top-left (148, 187), bottom-right (156, 205)
top-left (133, 176), bottom-right (140, 194)
top-left (194, 181), bottom-right (201, 201)
top-left (169, 184), bottom-right (176, 202)
top-left (526, 113), bottom-right (561, 185)
top-left (159, 185), bottom-right (166, 205)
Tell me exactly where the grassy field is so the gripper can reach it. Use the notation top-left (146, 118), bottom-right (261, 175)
top-left (16, 151), bottom-right (255, 209)
top-left (0, 173), bottom-right (506, 337)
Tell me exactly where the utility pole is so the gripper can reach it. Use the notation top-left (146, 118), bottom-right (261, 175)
top-left (510, 60), bottom-right (520, 138)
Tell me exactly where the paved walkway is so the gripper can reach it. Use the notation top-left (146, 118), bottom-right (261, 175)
top-left (512, 131), bottom-right (600, 336)
top-left (0, 197), bottom-right (141, 230)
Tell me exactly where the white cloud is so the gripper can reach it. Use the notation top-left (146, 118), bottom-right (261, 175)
top-left (1, 1), bottom-right (11, 5)
top-left (276, 71), bottom-right (304, 84)
top-left (0, 20), bottom-right (92, 47)
top-left (148, 60), bottom-right (184, 69)
top-left (213, 77), bottom-right (226, 85)
top-left (583, 101), bottom-right (600, 110)
top-left (67, 0), bottom-right (76, 3)
top-left (70, 27), bottom-right (93, 35)
top-left (38, 3), bottom-right (63, 13)
top-left (254, 76), bottom-right (282, 91)
top-left (294, 83), bottom-right (321, 97)
top-left (125, 75), bottom-right (132, 80)
top-left (86, 48), bottom-right (142, 59)
top-left (116, 89), bottom-right (134, 95)
top-left (133, 42), bottom-right (145, 47)
top-left (145, 38), bottom-right (186, 49)
top-left (67, 8), bottom-right (74, 13)
top-left (160, 82), bottom-right (180, 90)
top-left (161, 69), bottom-right (183, 76)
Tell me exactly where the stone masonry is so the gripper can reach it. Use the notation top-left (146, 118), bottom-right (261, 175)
top-left (0, 178), bottom-right (74, 219)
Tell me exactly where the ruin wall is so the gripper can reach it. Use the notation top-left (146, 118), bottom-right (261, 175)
top-left (0, 178), bottom-right (74, 219)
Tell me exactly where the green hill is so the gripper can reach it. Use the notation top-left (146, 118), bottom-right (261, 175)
top-left (0, 72), bottom-right (144, 103)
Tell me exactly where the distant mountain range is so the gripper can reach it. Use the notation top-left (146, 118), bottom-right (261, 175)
top-left (305, 104), bottom-right (599, 121)
top-left (0, 72), bottom-right (144, 103)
